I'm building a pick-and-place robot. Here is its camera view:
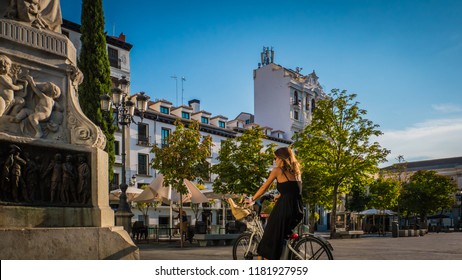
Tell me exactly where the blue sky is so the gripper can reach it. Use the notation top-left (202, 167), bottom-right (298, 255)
top-left (60, 0), bottom-right (462, 165)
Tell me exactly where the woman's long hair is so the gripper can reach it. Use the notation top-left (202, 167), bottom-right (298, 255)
top-left (274, 147), bottom-right (301, 176)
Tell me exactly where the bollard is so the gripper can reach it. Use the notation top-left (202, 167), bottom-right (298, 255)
top-left (392, 222), bottom-right (398, 238)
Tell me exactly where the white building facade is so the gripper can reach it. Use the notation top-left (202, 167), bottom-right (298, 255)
top-left (254, 47), bottom-right (326, 140)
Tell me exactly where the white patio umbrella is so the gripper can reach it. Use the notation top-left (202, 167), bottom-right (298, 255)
top-left (133, 174), bottom-right (209, 246)
top-left (133, 174), bottom-right (209, 205)
top-left (359, 208), bottom-right (396, 215)
top-left (109, 187), bottom-right (144, 202)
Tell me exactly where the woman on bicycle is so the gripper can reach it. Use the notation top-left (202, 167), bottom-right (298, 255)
top-left (246, 146), bottom-right (303, 259)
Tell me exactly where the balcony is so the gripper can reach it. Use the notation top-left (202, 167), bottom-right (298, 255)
top-left (290, 97), bottom-right (301, 107)
top-left (115, 154), bottom-right (122, 164)
top-left (137, 136), bottom-right (151, 146)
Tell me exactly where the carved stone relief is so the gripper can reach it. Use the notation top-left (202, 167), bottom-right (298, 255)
top-left (0, 54), bottom-right (65, 140)
top-left (0, 140), bottom-right (91, 206)
top-left (1, 0), bottom-right (63, 33)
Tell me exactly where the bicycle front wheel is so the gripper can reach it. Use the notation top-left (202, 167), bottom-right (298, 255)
top-left (291, 236), bottom-right (334, 260)
top-left (232, 233), bottom-right (260, 260)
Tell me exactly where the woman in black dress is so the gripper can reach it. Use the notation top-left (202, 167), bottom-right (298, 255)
top-left (246, 146), bottom-right (303, 259)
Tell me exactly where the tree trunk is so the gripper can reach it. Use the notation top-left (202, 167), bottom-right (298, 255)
top-left (330, 186), bottom-right (339, 239)
top-left (309, 213), bottom-right (316, 234)
top-left (180, 196), bottom-right (184, 248)
top-left (143, 214), bottom-right (149, 227)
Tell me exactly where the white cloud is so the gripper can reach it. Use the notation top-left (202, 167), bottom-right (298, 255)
top-left (432, 103), bottom-right (462, 113)
top-left (375, 118), bottom-right (462, 167)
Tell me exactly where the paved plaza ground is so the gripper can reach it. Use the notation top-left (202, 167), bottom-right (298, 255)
top-left (137, 232), bottom-right (462, 260)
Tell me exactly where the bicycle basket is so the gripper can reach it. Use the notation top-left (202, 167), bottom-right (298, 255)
top-left (227, 198), bottom-right (251, 221)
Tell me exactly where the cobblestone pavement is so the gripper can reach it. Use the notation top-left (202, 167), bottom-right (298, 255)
top-left (138, 232), bottom-right (462, 260)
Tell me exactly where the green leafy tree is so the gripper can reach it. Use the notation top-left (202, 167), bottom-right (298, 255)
top-left (78, 0), bottom-right (115, 182)
top-left (151, 119), bottom-right (211, 246)
top-left (368, 178), bottom-right (400, 210)
top-left (301, 169), bottom-right (333, 233)
top-left (293, 89), bottom-right (390, 238)
top-left (367, 177), bottom-right (400, 233)
top-left (345, 184), bottom-right (370, 212)
top-left (400, 170), bottom-right (457, 228)
top-left (211, 126), bottom-right (276, 195)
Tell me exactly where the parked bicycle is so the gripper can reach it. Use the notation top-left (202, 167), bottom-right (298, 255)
top-left (230, 192), bottom-right (334, 260)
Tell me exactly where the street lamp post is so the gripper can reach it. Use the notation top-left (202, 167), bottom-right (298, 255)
top-left (100, 76), bottom-right (149, 233)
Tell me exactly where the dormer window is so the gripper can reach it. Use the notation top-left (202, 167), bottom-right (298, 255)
top-left (218, 121), bottom-right (226, 128)
top-left (160, 106), bottom-right (169, 114)
top-left (182, 112), bottom-right (190, 119)
top-left (201, 116), bottom-right (209, 124)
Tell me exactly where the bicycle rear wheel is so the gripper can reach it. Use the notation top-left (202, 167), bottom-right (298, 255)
top-left (291, 236), bottom-right (334, 260)
top-left (232, 233), bottom-right (260, 260)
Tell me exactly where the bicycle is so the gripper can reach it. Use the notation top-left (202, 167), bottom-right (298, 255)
top-left (230, 193), bottom-right (334, 260)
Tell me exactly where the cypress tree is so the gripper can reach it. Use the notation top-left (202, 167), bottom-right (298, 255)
top-left (78, 0), bottom-right (115, 183)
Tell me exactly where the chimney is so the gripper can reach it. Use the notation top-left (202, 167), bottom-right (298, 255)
top-left (118, 32), bottom-right (126, 42)
top-left (188, 99), bottom-right (200, 113)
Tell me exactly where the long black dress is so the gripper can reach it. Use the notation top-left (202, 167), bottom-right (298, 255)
top-left (257, 172), bottom-right (304, 259)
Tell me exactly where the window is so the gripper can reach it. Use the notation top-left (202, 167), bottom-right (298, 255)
top-left (138, 154), bottom-right (149, 175)
top-left (161, 128), bottom-right (170, 147)
top-left (205, 162), bottom-right (212, 182)
top-left (245, 119), bottom-right (251, 125)
top-left (112, 173), bottom-right (120, 189)
top-left (114, 140), bottom-right (120, 155)
top-left (203, 136), bottom-right (212, 157)
top-left (294, 91), bottom-right (299, 105)
top-left (294, 110), bottom-right (299, 120)
top-left (160, 106), bottom-right (169, 114)
top-left (201, 116), bottom-right (209, 124)
top-left (311, 99), bottom-right (316, 112)
top-left (305, 96), bottom-right (310, 111)
top-left (138, 123), bottom-right (149, 145)
top-left (182, 112), bottom-right (190, 119)
top-left (108, 47), bottom-right (119, 68)
top-left (218, 121), bottom-right (225, 128)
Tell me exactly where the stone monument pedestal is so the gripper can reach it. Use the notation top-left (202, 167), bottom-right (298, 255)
top-left (0, 17), bottom-right (138, 259)
top-left (0, 227), bottom-right (138, 260)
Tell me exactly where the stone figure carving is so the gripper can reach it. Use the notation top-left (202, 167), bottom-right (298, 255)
top-left (43, 153), bottom-right (62, 203)
top-left (2, 0), bottom-right (63, 33)
top-left (2, 145), bottom-right (26, 202)
top-left (24, 154), bottom-right (40, 202)
top-left (0, 54), bottom-right (26, 117)
top-left (62, 154), bottom-right (78, 204)
top-left (0, 55), bottom-right (64, 139)
top-left (68, 65), bottom-right (83, 89)
top-left (0, 145), bottom-right (90, 205)
top-left (13, 75), bottom-right (61, 138)
top-left (77, 155), bottom-right (90, 204)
